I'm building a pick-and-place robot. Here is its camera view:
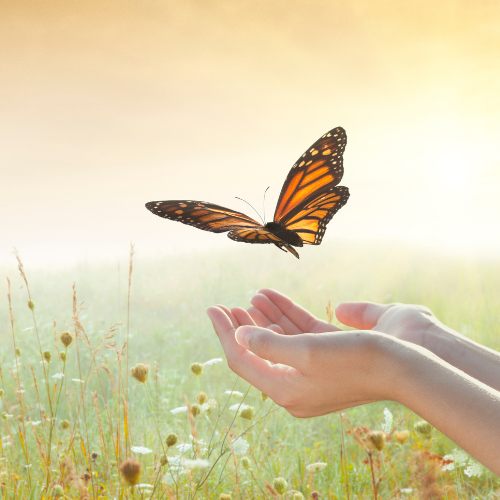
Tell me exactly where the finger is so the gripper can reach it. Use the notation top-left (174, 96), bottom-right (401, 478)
top-left (251, 293), bottom-right (301, 334)
top-left (217, 304), bottom-right (239, 327)
top-left (235, 325), bottom-right (310, 370)
top-left (335, 302), bottom-right (392, 329)
top-left (247, 306), bottom-right (272, 327)
top-left (207, 307), bottom-right (291, 396)
top-left (231, 307), bottom-right (256, 327)
top-left (258, 289), bottom-right (321, 332)
top-left (268, 323), bottom-right (285, 334)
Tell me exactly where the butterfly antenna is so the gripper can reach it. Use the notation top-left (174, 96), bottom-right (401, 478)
top-left (235, 196), bottom-right (265, 225)
top-left (262, 186), bottom-right (270, 223)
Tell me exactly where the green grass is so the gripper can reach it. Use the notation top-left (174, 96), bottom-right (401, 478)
top-left (0, 243), bottom-right (499, 498)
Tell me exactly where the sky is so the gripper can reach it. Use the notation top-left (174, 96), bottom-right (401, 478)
top-left (1, 0), bottom-right (499, 266)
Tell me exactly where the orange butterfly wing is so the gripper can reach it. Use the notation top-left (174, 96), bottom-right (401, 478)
top-left (282, 186), bottom-right (349, 245)
top-left (273, 127), bottom-right (347, 223)
top-left (145, 200), bottom-right (261, 233)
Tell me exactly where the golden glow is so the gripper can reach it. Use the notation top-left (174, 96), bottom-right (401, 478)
top-left (1, 1), bottom-right (500, 264)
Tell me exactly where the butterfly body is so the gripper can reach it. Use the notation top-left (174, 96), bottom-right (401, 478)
top-left (146, 127), bottom-right (350, 258)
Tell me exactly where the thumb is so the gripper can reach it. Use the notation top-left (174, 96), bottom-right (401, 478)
top-left (235, 325), bottom-right (306, 368)
top-left (335, 301), bottom-right (392, 329)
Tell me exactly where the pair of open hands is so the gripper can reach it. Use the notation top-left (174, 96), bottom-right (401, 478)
top-left (207, 289), bottom-right (435, 417)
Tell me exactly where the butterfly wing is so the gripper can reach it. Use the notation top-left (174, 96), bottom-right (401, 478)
top-left (281, 186), bottom-right (350, 245)
top-left (145, 200), bottom-right (261, 233)
top-left (228, 228), bottom-right (299, 258)
top-left (273, 127), bottom-right (347, 222)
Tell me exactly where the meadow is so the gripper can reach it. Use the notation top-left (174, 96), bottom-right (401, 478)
top-left (0, 243), bottom-right (499, 498)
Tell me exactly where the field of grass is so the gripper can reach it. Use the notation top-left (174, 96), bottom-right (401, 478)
top-left (0, 243), bottom-right (499, 498)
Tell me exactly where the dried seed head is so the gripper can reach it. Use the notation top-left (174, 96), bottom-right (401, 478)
top-left (197, 391), bottom-right (208, 404)
top-left (59, 351), bottom-right (67, 362)
top-left (191, 404), bottom-right (201, 417)
top-left (414, 420), bottom-right (432, 437)
top-left (0, 389), bottom-right (4, 398)
top-left (15, 348), bottom-right (21, 357)
top-left (240, 407), bottom-right (254, 420)
top-left (394, 430), bottom-right (410, 444)
top-left (43, 351), bottom-right (51, 363)
top-left (273, 477), bottom-right (287, 495)
top-left (131, 363), bottom-right (149, 383)
top-left (53, 484), bottom-right (64, 497)
top-left (91, 451), bottom-right (99, 461)
top-left (368, 430), bottom-right (386, 451)
top-left (190, 362), bottom-right (203, 376)
top-left (28, 300), bottom-right (35, 311)
top-left (219, 494), bottom-right (232, 500)
top-left (292, 492), bottom-right (305, 500)
top-left (166, 433), bottom-right (178, 447)
top-left (261, 392), bottom-right (268, 401)
top-left (240, 456), bottom-right (251, 469)
top-left (160, 455), bottom-right (168, 467)
top-left (119, 458), bottom-right (141, 485)
top-left (60, 419), bottom-right (70, 430)
top-left (60, 331), bottom-right (73, 347)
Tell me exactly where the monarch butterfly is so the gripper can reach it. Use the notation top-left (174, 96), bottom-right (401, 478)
top-left (145, 127), bottom-right (349, 258)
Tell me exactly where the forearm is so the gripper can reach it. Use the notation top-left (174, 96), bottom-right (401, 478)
top-left (389, 340), bottom-right (500, 474)
top-left (423, 322), bottom-right (500, 391)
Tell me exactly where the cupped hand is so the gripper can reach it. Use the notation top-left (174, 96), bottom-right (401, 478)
top-left (207, 305), bottom-right (398, 417)
top-left (336, 301), bottom-right (438, 347)
top-left (246, 288), bottom-right (339, 335)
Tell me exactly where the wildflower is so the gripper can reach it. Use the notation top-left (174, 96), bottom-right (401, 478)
top-left (60, 331), bottom-right (73, 347)
top-left (28, 300), bottom-right (35, 310)
top-left (71, 378), bottom-right (84, 384)
top-left (59, 352), bottom-right (67, 362)
top-left (225, 390), bottom-right (243, 397)
top-left (177, 443), bottom-right (193, 453)
top-left (306, 462), bottom-right (328, 472)
top-left (240, 456), bottom-right (251, 469)
top-left (131, 363), bottom-right (148, 383)
top-left (120, 458), bottom-right (141, 485)
top-left (368, 430), bottom-right (386, 451)
top-left (15, 348), bottom-right (21, 357)
top-left (131, 446), bottom-right (152, 455)
top-left (160, 455), bottom-right (168, 466)
top-left (91, 452), bottom-right (98, 461)
top-left (240, 406), bottom-right (255, 420)
top-left (43, 351), bottom-right (51, 363)
top-left (292, 492), bottom-right (305, 500)
top-left (53, 484), bottom-right (64, 497)
top-left (203, 357), bottom-right (223, 366)
top-left (190, 363), bottom-right (203, 375)
top-left (394, 430), bottom-right (410, 444)
top-left (273, 477), bottom-right (287, 495)
top-left (197, 391), bottom-right (208, 404)
top-left (181, 458), bottom-right (210, 470)
top-left (191, 404), bottom-right (201, 417)
top-left (60, 420), bottom-right (70, 430)
top-left (202, 398), bottom-right (218, 414)
top-left (231, 437), bottom-right (249, 456)
top-left (220, 494), bottom-right (232, 500)
top-left (31, 420), bottom-right (42, 427)
top-left (414, 420), bottom-right (432, 437)
top-left (166, 433), bottom-right (178, 447)
top-left (170, 406), bottom-right (188, 415)
top-left (464, 462), bottom-right (483, 478)
top-left (52, 373), bottom-right (64, 380)
top-left (382, 407), bottom-right (393, 433)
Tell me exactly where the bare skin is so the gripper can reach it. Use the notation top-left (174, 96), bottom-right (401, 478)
top-left (207, 289), bottom-right (500, 474)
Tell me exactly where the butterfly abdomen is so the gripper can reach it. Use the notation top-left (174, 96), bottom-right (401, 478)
top-left (264, 222), bottom-right (303, 247)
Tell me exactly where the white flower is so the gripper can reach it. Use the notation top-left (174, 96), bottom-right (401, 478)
top-left (441, 456), bottom-right (455, 471)
top-left (225, 390), bottom-right (244, 397)
top-left (400, 488), bottom-right (413, 494)
top-left (176, 443), bottom-right (193, 453)
top-left (203, 358), bottom-right (223, 366)
top-left (51, 373), bottom-right (64, 380)
top-left (229, 403), bottom-right (251, 412)
top-left (131, 446), bottom-right (152, 455)
top-left (231, 437), bottom-right (249, 456)
top-left (31, 420), bottom-right (42, 427)
top-left (182, 458), bottom-right (210, 470)
top-left (464, 462), bottom-right (483, 478)
top-left (382, 407), bottom-right (393, 434)
top-left (170, 405), bottom-right (188, 415)
top-left (71, 378), bottom-right (84, 383)
top-left (136, 483), bottom-right (154, 491)
top-left (306, 462), bottom-right (327, 472)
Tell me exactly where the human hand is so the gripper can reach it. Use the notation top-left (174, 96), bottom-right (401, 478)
top-left (246, 288), bottom-right (339, 335)
top-left (336, 301), bottom-right (438, 348)
top-left (207, 305), bottom-right (399, 417)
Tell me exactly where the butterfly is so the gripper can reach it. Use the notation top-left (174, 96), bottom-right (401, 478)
top-left (145, 127), bottom-right (350, 259)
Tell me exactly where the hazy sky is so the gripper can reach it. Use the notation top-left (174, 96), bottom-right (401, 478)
top-left (1, 0), bottom-right (499, 265)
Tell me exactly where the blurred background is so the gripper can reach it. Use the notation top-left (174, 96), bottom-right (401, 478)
top-left (1, 0), bottom-right (499, 267)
